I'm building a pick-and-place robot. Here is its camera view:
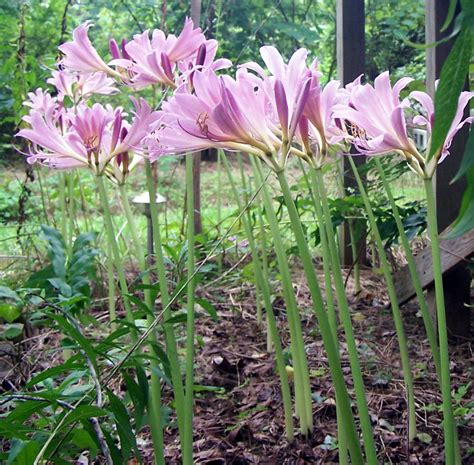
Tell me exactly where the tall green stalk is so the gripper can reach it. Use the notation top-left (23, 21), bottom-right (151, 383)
top-left (252, 173), bottom-right (273, 350)
top-left (251, 158), bottom-right (312, 435)
top-left (424, 178), bottom-right (457, 465)
top-left (217, 150), bottom-right (223, 273)
top-left (97, 176), bottom-right (165, 464)
top-left (238, 154), bottom-right (263, 325)
top-left (67, 173), bottom-right (75, 255)
top-left (144, 159), bottom-right (186, 446)
top-left (272, 165), bottom-right (363, 464)
top-left (374, 159), bottom-right (441, 379)
top-left (313, 167), bottom-right (378, 465)
top-left (95, 177), bottom-right (135, 335)
top-left (105, 238), bottom-right (117, 331)
top-left (58, 174), bottom-right (67, 245)
top-left (298, 161), bottom-right (349, 464)
top-left (183, 154), bottom-right (196, 465)
top-left (348, 157), bottom-right (416, 443)
top-left (118, 183), bottom-right (168, 465)
top-left (224, 154), bottom-right (294, 440)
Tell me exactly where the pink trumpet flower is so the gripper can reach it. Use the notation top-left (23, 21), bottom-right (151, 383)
top-left (242, 46), bottom-right (346, 166)
top-left (59, 22), bottom-right (121, 79)
top-left (17, 96), bottom-right (159, 182)
top-left (47, 70), bottom-right (118, 101)
top-left (110, 18), bottom-right (217, 89)
top-left (150, 53), bottom-right (311, 171)
top-left (333, 71), bottom-right (417, 157)
top-left (409, 89), bottom-right (473, 177)
top-left (333, 71), bottom-right (474, 177)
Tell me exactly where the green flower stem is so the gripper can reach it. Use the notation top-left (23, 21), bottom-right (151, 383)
top-left (217, 151), bottom-right (223, 273)
top-left (252, 173), bottom-right (273, 350)
top-left (274, 166), bottom-right (363, 464)
top-left (144, 159), bottom-right (186, 444)
top-left (424, 177), bottom-right (457, 465)
top-left (375, 159), bottom-right (441, 379)
top-left (105, 238), bottom-right (117, 331)
top-left (348, 156), bottom-right (416, 443)
top-left (347, 219), bottom-right (361, 294)
top-left (59, 174), bottom-right (68, 246)
top-left (95, 176), bottom-right (135, 335)
top-left (97, 176), bottom-right (166, 464)
top-left (313, 167), bottom-right (378, 465)
top-left (67, 173), bottom-right (75, 255)
top-left (118, 182), bottom-right (168, 465)
top-left (299, 161), bottom-right (349, 464)
top-left (183, 154), bottom-right (196, 465)
top-left (251, 157), bottom-right (312, 435)
top-left (237, 154), bottom-right (262, 325)
top-left (224, 154), bottom-right (294, 441)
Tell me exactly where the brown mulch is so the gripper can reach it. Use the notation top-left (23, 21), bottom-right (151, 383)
top-left (2, 265), bottom-right (473, 464)
top-left (159, 267), bottom-right (473, 465)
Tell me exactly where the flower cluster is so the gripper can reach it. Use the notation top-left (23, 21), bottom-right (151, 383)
top-left (18, 19), bottom-right (473, 180)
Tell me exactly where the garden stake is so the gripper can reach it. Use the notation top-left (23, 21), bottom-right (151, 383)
top-left (313, 167), bottom-right (378, 465)
top-left (224, 153), bottom-right (295, 440)
top-left (349, 156), bottom-right (416, 443)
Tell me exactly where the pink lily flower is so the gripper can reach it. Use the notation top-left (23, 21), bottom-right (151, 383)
top-left (47, 70), bottom-right (118, 101)
top-left (333, 71), bottom-right (417, 158)
top-left (304, 78), bottom-right (347, 146)
top-left (110, 18), bottom-right (213, 89)
top-left (409, 89), bottom-right (473, 176)
top-left (242, 46), bottom-right (347, 167)
top-left (17, 97), bottom-right (159, 181)
top-left (59, 22), bottom-right (121, 78)
top-left (150, 57), bottom-right (311, 170)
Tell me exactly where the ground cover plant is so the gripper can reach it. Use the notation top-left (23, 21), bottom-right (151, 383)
top-left (0, 1), bottom-right (473, 464)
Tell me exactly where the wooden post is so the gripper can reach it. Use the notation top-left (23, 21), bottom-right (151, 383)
top-left (336, 0), bottom-right (366, 266)
top-left (426, 0), bottom-right (471, 341)
top-left (191, 0), bottom-right (203, 235)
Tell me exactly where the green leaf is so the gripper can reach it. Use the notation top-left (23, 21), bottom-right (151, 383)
top-left (428, 27), bottom-right (472, 162)
top-left (107, 390), bottom-right (140, 461)
top-left (1, 323), bottom-right (23, 339)
top-left (447, 167), bottom-right (474, 238)
top-left (27, 358), bottom-right (82, 388)
top-left (195, 298), bottom-right (219, 322)
top-left (49, 315), bottom-right (98, 372)
top-left (0, 304), bottom-right (21, 323)
top-left (60, 405), bottom-right (108, 429)
top-left (451, 128), bottom-right (474, 182)
top-left (0, 286), bottom-right (21, 302)
top-left (7, 439), bottom-right (40, 465)
top-left (441, 0), bottom-right (459, 31)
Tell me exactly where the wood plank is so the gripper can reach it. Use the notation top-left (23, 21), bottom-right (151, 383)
top-left (394, 228), bottom-right (474, 306)
top-left (336, 0), bottom-right (367, 266)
